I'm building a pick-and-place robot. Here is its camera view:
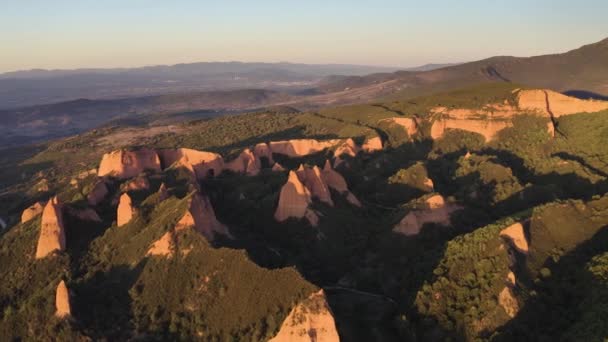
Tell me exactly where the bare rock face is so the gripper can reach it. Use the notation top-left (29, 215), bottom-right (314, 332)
top-left (224, 148), bottom-right (261, 176)
top-left (158, 183), bottom-right (169, 201)
top-left (157, 148), bottom-right (224, 179)
top-left (98, 148), bottom-right (161, 179)
top-left (175, 193), bottom-right (230, 241)
top-left (124, 175), bottom-right (150, 191)
top-left (269, 290), bottom-right (340, 342)
top-left (35, 197), bottom-right (66, 259)
top-left (321, 160), bottom-right (362, 207)
top-left (498, 287), bottom-right (519, 318)
top-left (518, 89), bottom-right (608, 117)
top-left (270, 139), bottom-right (342, 158)
top-left (334, 138), bottom-right (359, 158)
top-left (361, 136), bottom-right (383, 152)
top-left (21, 201), bottom-right (46, 223)
top-left (254, 142), bottom-right (274, 164)
top-left (87, 180), bottom-right (109, 206)
top-left (382, 117), bottom-right (419, 138)
top-left (302, 166), bottom-right (334, 206)
top-left (431, 119), bottom-right (512, 142)
top-left (274, 171), bottom-right (318, 226)
top-left (117, 193), bottom-right (134, 227)
top-left (147, 231), bottom-right (174, 257)
top-left (55, 280), bottom-right (71, 318)
top-left (393, 195), bottom-right (463, 236)
top-left (500, 222), bottom-right (529, 254)
top-left (272, 163), bottom-right (286, 172)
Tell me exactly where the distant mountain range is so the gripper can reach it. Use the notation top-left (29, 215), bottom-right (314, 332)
top-left (317, 38), bottom-right (608, 101)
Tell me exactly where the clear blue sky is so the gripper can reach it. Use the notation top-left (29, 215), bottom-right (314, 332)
top-left (1, 0), bottom-right (607, 72)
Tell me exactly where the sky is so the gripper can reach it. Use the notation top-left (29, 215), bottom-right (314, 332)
top-left (1, 0), bottom-right (607, 73)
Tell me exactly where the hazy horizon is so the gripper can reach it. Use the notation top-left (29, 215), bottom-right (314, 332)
top-left (1, 0), bottom-right (607, 73)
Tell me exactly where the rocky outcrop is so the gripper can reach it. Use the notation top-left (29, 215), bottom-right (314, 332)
top-left (361, 136), bottom-right (383, 152)
top-left (498, 286), bottom-right (519, 318)
top-left (224, 148), bottom-right (261, 176)
top-left (430, 119), bottom-right (512, 142)
top-left (35, 197), bottom-right (66, 259)
top-left (299, 165), bottom-right (334, 206)
top-left (272, 163), bottom-right (286, 172)
top-left (269, 290), bottom-right (340, 342)
top-left (147, 231), bottom-right (174, 257)
top-left (21, 201), bottom-right (46, 223)
top-left (117, 193), bottom-right (134, 227)
top-left (321, 160), bottom-right (361, 207)
top-left (270, 139), bottom-right (342, 158)
top-left (274, 171), bottom-right (318, 226)
top-left (253, 142), bottom-right (274, 164)
top-left (158, 183), bottom-right (169, 201)
top-left (175, 193), bottom-right (231, 241)
top-left (393, 195), bottom-right (463, 236)
top-left (518, 89), bottom-right (608, 117)
top-left (157, 148), bottom-right (224, 179)
top-left (333, 138), bottom-right (359, 167)
top-left (500, 222), bottom-right (529, 254)
top-left (98, 148), bottom-right (161, 179)
top-left (87, 180), bottom-right (108, 206)
top-left (55, 280), bottom-right (71, 318)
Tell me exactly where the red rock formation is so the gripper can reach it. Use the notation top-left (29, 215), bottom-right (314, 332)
top-left (274, 171), bottom-right (318, 226)
top-left (21, 201), bottom-right (46, 223)
top-left (393, 195), bottom-right (462, 236)
top-left (55, 280), bottom-right (71, 318)
top-left (98, 148), bottom-right (161, 179)
top-left (272, 163), bottom-right (286, 172)
top-left (269, 139), bottom-right (341, 158)
top-left (157, 148), bottom-right (224, 179)
top-left (35, 197), bottom-right (66, 259)
top-left (334, 138), bottom-right (359, 158)
top-left (321, 160), bottom-right (362, 207)
top-left (430, 119), bottom-right (512, 142)
top-left (518, 89), bottom-right (608, 117)
top-left (147, 231), bottom-right (174, 257)
top-left (117, 193), bottom-right (134, 227)
top-left (175, 193), bottom-right (230, 241)
top-left (124, 175), bottom-right (150, 191)
top-left (224, 148), bottom-right (261, 176)
top-left (303, 166), bottom-right (334, 206)
top-left (269, 290), bottom-right (340, 342)
top-left (498, 287), bottom-right (519, 318)
top-left (361, 136), bottom-right (383, 152)
top-left (87, 180), bottom-right (109, 206)
top-left (158, 183), bottom-right (169, 201)
top-left (253, 142), bottom-right (274, 164)
top-left (500, 222), bottom-right (529, 254)
top-left (382, 117), bottom-right (419, 138)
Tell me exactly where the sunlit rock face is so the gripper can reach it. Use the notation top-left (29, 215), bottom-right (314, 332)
top-left (157, 148), bottom-right (224, 179)
top-left (393, 195), bottom-right (463, 236)
top-left (430, 118), bottom-right (513, 142)
top-left (21, 201), bottom-right (46, 223)
top-left (224, 148), bottom-right (261, 176)
top-left (269, 290), bottom-right (340, 342)
top-left (117, 193), bottom-right (134, 227)
top-left (175, 192), bottom-right (231, 241)
top-left (98, 148), bottom-right (161, 179)
top-left (500, 222), bottom-right (529, 254)
top-left (518, 89), bottom-right (608, 117)
top-left (35, 197), bottom-right (66, 259)
top-left (274, 171), bottom-right (318, 226)
top-left (55, 280), bottom-right (71, 318)
top-left (321, 160), bottom-right (361, 207)
top-left (253, 142), bottom-right (274, 165)
top-left (269, 139), bottom-right (342, 158)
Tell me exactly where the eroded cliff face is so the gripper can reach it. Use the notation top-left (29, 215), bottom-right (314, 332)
top-left (224, 148), bottom-right (261, 176)
top-left (158, 148), bottom-right (224, 179)
top-left (269, 290), bottom-right (340, 342)
top-left (393, 195), bottom-right (463, 236)
top-left (117, 193), bottom-right (134, 227)
top-left (274, 171), bottom-right (317, 226)
top-left (98, 148), bottom-right (161, 179)
top-left (382, 117), bottom-right (419, 138)
top-left (361, 136), bottom-right (383, 152)
top-left (55, 280), bottom-right (71, 319)
top-left (35, 197), bottom-right (66, 259)
top-left (431, 119), bottom-right (513, 142)
top-left (270, 139), bottom-right (342, 158)
top-left (321, 160), bottom-right (361, 207)
top-left (21, 201), bottom-right (46, 223)
top-left (500, 222), bottom-right (529, 254)
top-left (175, 192), bottom-right (231, 241)
top-left (299, 165), bottom-right (334, 207)
top-left (518, 89), bottom-right (608, 117)
top-left (87, 180), bottom-right (109, 206)
top-left (253, 142), bottom-right (274, 165)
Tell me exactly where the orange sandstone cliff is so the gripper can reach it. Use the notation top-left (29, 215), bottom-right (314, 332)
top-left (21, 201), bottom-right (46, 223)
top-left (55, 280), bottom-right (71, 318)
top-left (117, 193), bottom-right (134, 227)
top-left (157, 148), bottom-right (224, 179)
top-left (274, 171), bottom-right (318, 226)
top-left (98, 148), bottom-right (161, 179)
top-left (35, 197), bottom-right (66, 259)
top-left (175, 193), bottom-right (231, 241)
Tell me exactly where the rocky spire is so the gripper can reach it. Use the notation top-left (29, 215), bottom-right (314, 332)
top-left (55, 280), bottom-right (71, 318)
top-left (35, 197), bottom-right (66, 259)
top-left (117, 193), bottom-right (134, 227)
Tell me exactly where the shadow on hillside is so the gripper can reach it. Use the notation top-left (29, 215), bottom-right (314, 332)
top-left (72, 261), bottom-right (147, 340)
top-left (495, 225), bottom-right (608, 341)
top-left (563, 90), bottom-right (608, 101)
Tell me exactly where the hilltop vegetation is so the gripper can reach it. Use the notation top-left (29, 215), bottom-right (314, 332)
top-left (0, 83), bottom-right (607, 341)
